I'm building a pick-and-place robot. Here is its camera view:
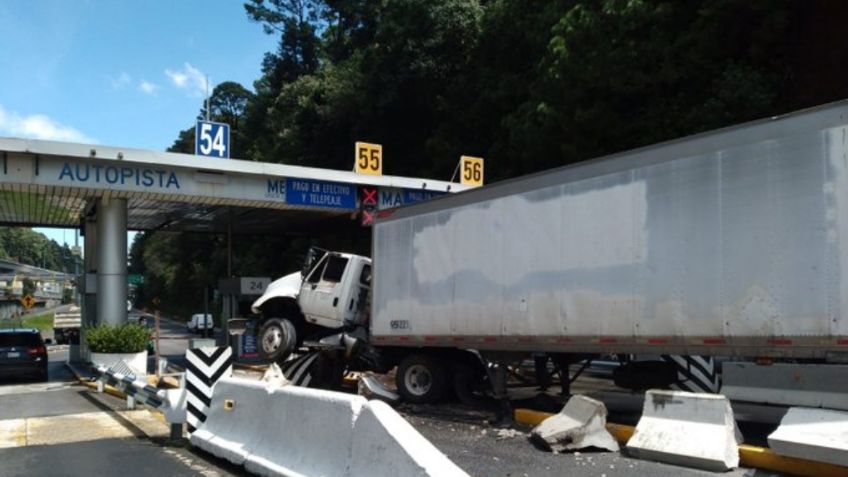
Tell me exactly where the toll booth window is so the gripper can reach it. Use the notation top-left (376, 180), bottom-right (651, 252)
top-left (359, 264), bottom-right (371, 286)
top-left (306, 256), bottom-right (328, 284)
top-left (322, 256), bottom-right (349, 283)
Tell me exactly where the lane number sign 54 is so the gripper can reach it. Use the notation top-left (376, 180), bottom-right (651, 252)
top-left (460, 156), bottom-right (484, 187)
top-left (355, 142), bottom-right (382, 175)
top-left (196, 120), bottom-right (230, 159)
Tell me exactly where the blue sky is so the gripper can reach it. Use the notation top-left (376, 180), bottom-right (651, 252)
top-left (0, 0), bottom-right (278, 247)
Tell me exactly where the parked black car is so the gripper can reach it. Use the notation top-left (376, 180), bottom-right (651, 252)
top-left (0, 329), bottom-right (48, 382)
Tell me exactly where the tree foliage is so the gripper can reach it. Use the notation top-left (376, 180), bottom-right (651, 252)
top-left (0, 228), bottom-right (79, 273)
top-left (132, 0), bottom-right (848, 316)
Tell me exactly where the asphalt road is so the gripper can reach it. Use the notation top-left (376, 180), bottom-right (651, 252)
top-left (403, 400), bottom-right (774, 477)
top-left (400, 375), bottom-right (781, 476)
top-left (0, 326), bottom-right (789, 477)
top-left (0, 346), bottom-right (245, 477)
top-left (144, 314), bottom-right (225, 373)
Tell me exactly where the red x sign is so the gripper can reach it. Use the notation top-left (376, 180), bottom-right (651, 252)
top-left (361, 209), bottom-right (376, 226)
top-left (361, 187), bottom-right (378, 206)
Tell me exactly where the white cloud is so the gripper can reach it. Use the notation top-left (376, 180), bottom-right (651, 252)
top-left (109, 72), bottom-right (132, 90)
top-left (0, 105), bottom-right (95, 143)
top-left (165, 63), bottom-right (208, 97)
top-left (138, 80), bottom-right (159, 95)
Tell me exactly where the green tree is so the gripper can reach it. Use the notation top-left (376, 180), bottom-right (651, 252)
top-left (169, 81), bottom-right (253, 158)
top-left (22, 278), bottom-right (35, 297)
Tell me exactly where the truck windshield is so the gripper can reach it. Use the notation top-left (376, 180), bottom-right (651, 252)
top-left (322, 256), bottom-right (349, 283)
top-left (306, 256), bottom-right (328, 284)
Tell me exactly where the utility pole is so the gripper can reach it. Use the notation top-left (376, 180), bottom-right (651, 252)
top-left (206, 75), bottom-right (211, 122)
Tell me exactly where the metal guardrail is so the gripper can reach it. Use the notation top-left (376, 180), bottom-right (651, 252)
top-left (95, 364), bottom-right (166, 408)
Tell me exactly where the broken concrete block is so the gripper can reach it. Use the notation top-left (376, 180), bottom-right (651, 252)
top-left (358, 372), bottom-right (400, 404)
top-left (260, 362), bottom-right (291, 388)
top-left (531, 395), bottom-right (619, 452)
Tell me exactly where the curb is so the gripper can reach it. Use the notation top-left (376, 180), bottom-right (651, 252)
top-left (65, 361), bottom-right (127, 400)
top-left (515, 408), bottom-right (848, 477)
top-left (233, 362), bottom-right (269, 372)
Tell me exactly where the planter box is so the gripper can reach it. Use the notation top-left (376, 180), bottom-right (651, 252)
top-left (90, 350), bottom-right (148, 377)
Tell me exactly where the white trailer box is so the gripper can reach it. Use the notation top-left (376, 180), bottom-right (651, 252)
top-left (371, 101), bottom-right (848, 358)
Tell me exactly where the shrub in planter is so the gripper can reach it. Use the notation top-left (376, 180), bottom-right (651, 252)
top-left (87, 323), bottom-right (151, 375)
top-left (86, 323), bottom-right (150, 353)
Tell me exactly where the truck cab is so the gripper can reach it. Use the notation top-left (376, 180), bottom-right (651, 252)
top-left (250, 248), bottom-right (371, 361)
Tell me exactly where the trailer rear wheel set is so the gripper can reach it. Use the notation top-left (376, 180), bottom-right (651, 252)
top-left (396, 354), bottom-right (451, 403)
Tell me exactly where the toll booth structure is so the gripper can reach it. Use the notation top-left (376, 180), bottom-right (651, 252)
top-left (0, 137), bottom-right (470, 362)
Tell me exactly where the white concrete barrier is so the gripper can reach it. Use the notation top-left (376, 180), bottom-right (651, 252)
top-left (531, 395), bottom-right (619, 452)
top-left (190, 377), bottom-right (269, 465)
top-left (191, 376), bottom-right (468, 477)
top-left (244, 385), bottom-right (366, 477)
top-left (626, 389), bottom-right (742, 471)
top-left (350, 400), bottom-right (468, 477)
top-left (768, 407), bottom-right (848, 467)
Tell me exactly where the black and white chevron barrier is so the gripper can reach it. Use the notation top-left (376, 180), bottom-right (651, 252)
top-left (185, 346), bottom-right (233, 434)
top-left (662, 354), bottom-right (720, 393)
top-left (279, 351), bottom-right (321, 386)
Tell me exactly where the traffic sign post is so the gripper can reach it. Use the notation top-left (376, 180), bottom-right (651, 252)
top-left (20, 295), bottom-right (35, 310)
top-left (195, 120), bottom-right (231, 159)
top-left (460, 156), bottom-right (484, 187)
top-left (355, 142), bottom-right (382, 175)
top-left (359, 186), bottom-right (378, 227)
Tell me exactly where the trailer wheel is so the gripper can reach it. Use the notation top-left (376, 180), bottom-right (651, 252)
top-left (396, 354), bottom-right (449, 404)
top-left (258, 318), bottom-right (297, 362)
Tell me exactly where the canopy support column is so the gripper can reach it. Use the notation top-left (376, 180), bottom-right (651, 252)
top-left (96, 197), bottom-right (127, 326)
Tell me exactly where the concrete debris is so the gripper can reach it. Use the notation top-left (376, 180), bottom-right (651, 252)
top-left (531, 395), bottom-right (619, 453)
top-left (260, 363), bottom-right (290, 388)
top-left (496, 429), bottom-right (523, 440)
top-left (358, 372), bottom-right (400, 404)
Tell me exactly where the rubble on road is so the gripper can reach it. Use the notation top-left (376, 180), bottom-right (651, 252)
top-left (530, 395), bottom-right (619, 453)
top-left (358, 372), bottom-right (400, 403)
top-left (260, 362), bottom-right (291, 388)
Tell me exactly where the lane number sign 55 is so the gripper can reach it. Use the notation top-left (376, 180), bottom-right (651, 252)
top-left (196, 120), bottom-right (230, 159)
top-left (460, 156), bottom-right (484, 187)
top-left (355, 142), bottom-right (382, 175)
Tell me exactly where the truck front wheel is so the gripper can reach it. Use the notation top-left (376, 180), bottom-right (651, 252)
top-left (396, 354), bottom-right (450, 404)
top-left (258, 318), bottom-right (297, 362)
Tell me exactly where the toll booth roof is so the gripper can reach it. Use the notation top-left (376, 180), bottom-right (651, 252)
top-left (0, 137), bottom-right (469, 235)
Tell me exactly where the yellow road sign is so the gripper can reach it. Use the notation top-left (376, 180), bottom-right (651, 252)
top-left (20, 295), bottom-right (35, 309)
top-left (355, 142), bottom-right (383, 175)
top-left (460, 156), bottom-right (484, 187)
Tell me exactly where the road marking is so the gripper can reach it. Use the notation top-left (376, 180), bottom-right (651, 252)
top-left (0, 410), bottom-right (168, 447)
top-left (0, 419), bottom-right (26, 448)
top-left (0, 381), bottom-right (77, 396)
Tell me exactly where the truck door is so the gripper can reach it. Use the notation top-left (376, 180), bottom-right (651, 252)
top-left (298, 254), bottom-right (350, 328)
top-left (343, 261), bottom-right (371, 326)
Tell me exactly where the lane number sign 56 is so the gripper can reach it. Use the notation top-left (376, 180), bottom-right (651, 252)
top-left (355, 142), bottom-right (382, 175)
top-left (460, 156), bottom-right (484, 187)
top-left (196, 120), bottom-right (230, 159)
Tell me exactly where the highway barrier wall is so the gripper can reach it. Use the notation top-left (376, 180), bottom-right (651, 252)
top-left (190, 376), bottom-right (468, 477)
top-left (768, 407), bottom-right (848, 467)
top-left (626, 390), bottom-right (742, 471)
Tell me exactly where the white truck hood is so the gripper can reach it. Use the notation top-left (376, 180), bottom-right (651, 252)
top-left (251, 271), bottom-right (303, 314)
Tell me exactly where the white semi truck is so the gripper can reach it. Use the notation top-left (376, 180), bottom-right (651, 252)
top-left (245, 101), bottom-right (848, 409)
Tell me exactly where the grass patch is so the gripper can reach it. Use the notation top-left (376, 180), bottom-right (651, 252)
top-left (0, 313), bottom-right (54, 333)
